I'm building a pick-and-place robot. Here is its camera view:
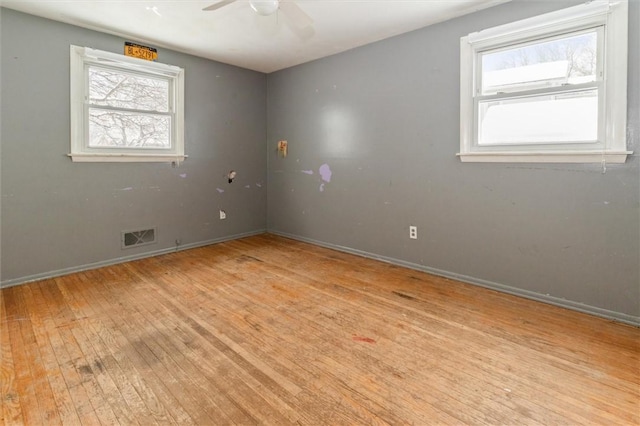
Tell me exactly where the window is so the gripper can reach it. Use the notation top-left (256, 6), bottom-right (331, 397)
top-left (70, 45), bottom-right (185, 163)
top-left (459, 0), bottom-right (629, 163)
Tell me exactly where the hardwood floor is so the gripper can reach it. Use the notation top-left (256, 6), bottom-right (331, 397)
top-left (1, 234), bottom-right (638, 425)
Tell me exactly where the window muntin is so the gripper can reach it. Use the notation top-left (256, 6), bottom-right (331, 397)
top-left (70, 45), bottom-right (185, 163)
top-left (458, 0), bottom-right (629, 163)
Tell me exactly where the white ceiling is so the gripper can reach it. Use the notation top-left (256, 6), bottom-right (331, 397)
top-left (1, 0), bottom-right (508, 73)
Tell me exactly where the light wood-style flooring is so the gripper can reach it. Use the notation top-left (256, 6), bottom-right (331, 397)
top-left (1, 234), bottom-right (639, 425)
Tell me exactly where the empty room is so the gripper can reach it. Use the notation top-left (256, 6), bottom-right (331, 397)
top-left (1, 0), bottom-right (638, 424)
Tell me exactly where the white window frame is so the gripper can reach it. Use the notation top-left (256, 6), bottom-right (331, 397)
top-left (70, 45), bottom-right (186, 163)
top-left (459, 0), bottom-right (630, 163)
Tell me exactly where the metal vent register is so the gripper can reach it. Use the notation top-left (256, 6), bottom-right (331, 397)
top-left (122, 228), bottom-right (156, 249)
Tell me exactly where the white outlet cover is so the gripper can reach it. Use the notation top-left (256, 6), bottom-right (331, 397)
top-left (409, 226), bottom-right (417, 239)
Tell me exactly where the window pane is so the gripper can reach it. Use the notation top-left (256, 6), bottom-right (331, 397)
top-left (478, 90), bottom-right (598, 145)
top-left (88, 66), bottom-right (169, 112)
top-left (481, 30), bottom-right (598, 94)
top-left (88, 108), bottom-right (171, 149)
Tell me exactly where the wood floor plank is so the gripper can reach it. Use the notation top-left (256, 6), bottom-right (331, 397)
top-left (65, 271), bottom-right (191, 425)
top-left (0, 292), bottom-right (25, 426)
top-left (61, 272), bottom-right (168, 426)
top-left (81, 267), bottom-right (244, 425)
top-left (1, 234), bottom-right (638, 425)
top-left (18, 283), bottom-right (81, 426)
top-left (2, 286), bottom-right (60, 425)
top-left (230, 235), bottom-right (640, 422)
top-left (50, 275), bottom-right (145, 426)
top-left (209, 263), bottom-right (548, 424)
top-left (38, 279), bottom-right (124, 426)
top-left (156, 245), bottom-right (564, 424)
top-left (210, 245), bottom-right (580, 423)
top-left (121, 255), bottom-right (394, 425)
top-left (135, 254), bottom-right (412, 425)
top-left (188, 272), bottom-right (470, 424)
top-left (120, 263), bottom-right (305, 426)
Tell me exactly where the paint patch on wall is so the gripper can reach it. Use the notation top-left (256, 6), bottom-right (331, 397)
top-left (319, 163), bottom-right (332, 192)
top-left (179, 173), bottom-right (187, 178)
top-left (216, 188), bottom-right (225, 193)
top-left (301, 170), bottom-right (314, 175)
top-left (319, 164), bottom-right (332, 183)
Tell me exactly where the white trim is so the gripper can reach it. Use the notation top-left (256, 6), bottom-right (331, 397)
top-left (68, 153), bottom-right (187, 163)
top-left (81, 46), bottom-right (182, 75)
top-left (69, 45), bottom-right (185, 163)
top-left (603, 0), bottom-right (628, 150)
top-left (459, 0), bottom-right (630, 163)
top-left (457, 151), bottom-right (631, 163)
top-left (467, 1), bottom-right (611, 47)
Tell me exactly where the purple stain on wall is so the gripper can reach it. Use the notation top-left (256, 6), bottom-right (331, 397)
top-left (216, 188), bottom-right (225, 193)
top-left (179, 173), bottom-right (187, 178)
top-left (319, 163), bottom-right (332, 192)
top-left (319, 164), bottom-right (332, 183)
top-left (301, 170), bottom-right (314, 175)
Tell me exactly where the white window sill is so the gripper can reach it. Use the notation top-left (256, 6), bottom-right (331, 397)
top-left (457, 151), bottom-right (632, 163)
top-left (68, 153), bottom-right (187, 163)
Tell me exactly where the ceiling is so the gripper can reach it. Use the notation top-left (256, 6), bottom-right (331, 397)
top-left (1, 0), bottom-right (508, 73)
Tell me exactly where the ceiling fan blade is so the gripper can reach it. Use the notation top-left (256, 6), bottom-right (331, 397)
top-left (203, 0), bottom-right (238, 12)
top-left (279, 1), bottom-right (313, 31)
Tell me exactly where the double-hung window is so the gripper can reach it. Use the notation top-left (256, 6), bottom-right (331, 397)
top-left (459, 0), bottom-right (629, 163)
top-left (70, 45), bottom-right (185, 163)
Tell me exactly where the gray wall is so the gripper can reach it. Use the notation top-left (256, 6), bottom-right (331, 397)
top-left (267, 0), bottom-right (640, 322)
top-left (1, 9), bottom-right (267, 284)
top-left (2, 2), bottom-right (638, 323)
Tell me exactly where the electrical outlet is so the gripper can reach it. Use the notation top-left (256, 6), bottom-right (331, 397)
top-left (219, 210), bottom-right (226, 220)
top-left (409, 226), bottom-right (417, 239)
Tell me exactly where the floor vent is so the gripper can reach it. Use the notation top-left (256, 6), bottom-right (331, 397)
top-left (122, 228), bottom-right (156, 249)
